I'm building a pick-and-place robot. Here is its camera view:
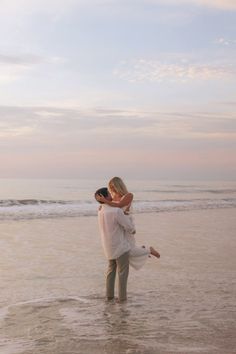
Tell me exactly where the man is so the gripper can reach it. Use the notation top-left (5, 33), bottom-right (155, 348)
top-left (95, 187), bottom-right (136, 302)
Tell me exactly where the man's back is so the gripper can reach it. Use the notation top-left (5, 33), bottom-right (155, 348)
top-left (98, 204), bottom-right (135, 260)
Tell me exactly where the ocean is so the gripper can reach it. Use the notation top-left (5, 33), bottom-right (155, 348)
top-left (1, 179), bottom-right (236, 221)
top-left (0, 179), bottom-right (236, 354)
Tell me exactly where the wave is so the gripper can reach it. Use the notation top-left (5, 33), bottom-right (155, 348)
top-left (141, 188), bottom-right (236, 194)
top-left (0, 198), bottom-right (236, 220)
top-left (0, 199), bottom-right (95, 220)
top-left (0, 199), bottom-right (71, 206)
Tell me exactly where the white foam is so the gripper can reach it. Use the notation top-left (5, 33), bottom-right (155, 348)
top-left (1, 296), bottom-right (90, 312)
top-left (0, 198), bottom-right (236, 221)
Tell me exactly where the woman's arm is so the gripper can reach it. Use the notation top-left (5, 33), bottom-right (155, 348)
top-left (97, 193), bottom-right (133, 208)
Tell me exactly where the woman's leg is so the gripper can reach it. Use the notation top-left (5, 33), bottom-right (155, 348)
top-left (150, 246), bottom-right (160, 258)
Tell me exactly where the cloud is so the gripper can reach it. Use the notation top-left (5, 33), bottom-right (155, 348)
top-left (0, 53), bottom-right (65, 84)
top-left (0, 53), bottom-right (42, 84)
top-left (1, 104), bottom-right (235, 179)
top-left (220, 101), bottom-right (236, 106)
top-left (215, 37), bottom-right (236, 46)
top-left (0, 54), bottom-right (43, 66)
top-left (0, 0), bottom-right (111, 17)
top-left (148, 0), bottom-right (236, 10)
top-left (2, 0), bottom-right (236, 13)
top-left (0, 106), bottom-right (159, 139)
top-left (189, 0), bottom-right (236, 10)
top-left (114, 59), bottom-right (235, 83)
top-left (0, 126), bottom-right (35, 138)
top-left (0, 105), bottom-right (235, 143)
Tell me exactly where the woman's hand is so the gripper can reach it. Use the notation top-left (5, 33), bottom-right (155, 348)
top-left (96, 194), bottom-right (107, 203)
top-left (124, 206), bottom-right (130, 214)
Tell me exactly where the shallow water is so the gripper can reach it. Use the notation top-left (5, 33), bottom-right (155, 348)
top-left (1, 180), bottom-right (236, 354)
top-left (1, 285), bottom-right (235, 354)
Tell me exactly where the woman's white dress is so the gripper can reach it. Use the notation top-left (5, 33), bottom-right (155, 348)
top-left (125, 211), bottom-right (150, 270)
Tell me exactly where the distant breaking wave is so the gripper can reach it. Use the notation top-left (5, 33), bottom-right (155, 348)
top-left (0, 199), bottom-right (71, 206)
top-left (142, 188), bottom-right (236, 194)
top-left (0, 198), bottom-right (236, 221)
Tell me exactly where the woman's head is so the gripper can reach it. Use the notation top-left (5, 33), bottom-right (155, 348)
top-left (108, 177), bottom-right (128, 197)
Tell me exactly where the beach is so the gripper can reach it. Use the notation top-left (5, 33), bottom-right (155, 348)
top-left (1, 206), bottom-right (236, 354)
top-left (1, 1), bottom-right (235, 353)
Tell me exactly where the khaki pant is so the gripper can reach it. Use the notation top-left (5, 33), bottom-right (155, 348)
top-left (106, 251), bottom-right (129, 301)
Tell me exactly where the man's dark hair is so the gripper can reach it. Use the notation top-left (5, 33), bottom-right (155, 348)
top-left (94, 187), bottom-right (109, 204)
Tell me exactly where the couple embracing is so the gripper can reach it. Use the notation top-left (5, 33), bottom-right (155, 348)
top-left (95, 177), bottom-right (160, 303)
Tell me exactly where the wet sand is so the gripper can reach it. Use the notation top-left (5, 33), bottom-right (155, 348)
top-left (0, 208), bottom-right (236, 354)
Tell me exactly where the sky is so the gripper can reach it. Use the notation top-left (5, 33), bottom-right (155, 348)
top-left (0, 0), bottom-right (236, 180)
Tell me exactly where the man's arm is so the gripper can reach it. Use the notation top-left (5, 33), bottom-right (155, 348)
top-left (116, 209), bottom-right (136, 234)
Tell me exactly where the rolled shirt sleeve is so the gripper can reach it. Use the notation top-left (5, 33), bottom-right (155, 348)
top-left (116, 208), bottom-right (136, 234)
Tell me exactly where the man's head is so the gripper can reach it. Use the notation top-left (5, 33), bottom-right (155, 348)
top-left (94, 187), bottom-right (111, 204)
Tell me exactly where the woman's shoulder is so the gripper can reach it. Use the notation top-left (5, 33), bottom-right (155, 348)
top-left (121, 192), bottom-right (133, 201)
top-left (124, 192), bottom-right (133, 198)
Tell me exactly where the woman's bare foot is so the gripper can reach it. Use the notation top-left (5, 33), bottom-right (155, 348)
top-left (150, 246), bottom-right (160, 258)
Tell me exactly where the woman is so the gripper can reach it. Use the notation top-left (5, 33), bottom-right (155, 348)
top-left (97, 177), bottom-right (160, 270)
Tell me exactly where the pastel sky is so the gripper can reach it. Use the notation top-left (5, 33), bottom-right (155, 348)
top-left (1, 0), bottom-right (236, 180)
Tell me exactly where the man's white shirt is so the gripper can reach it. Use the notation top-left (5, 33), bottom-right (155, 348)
top-left (98, 204), bottom-right (136, 260)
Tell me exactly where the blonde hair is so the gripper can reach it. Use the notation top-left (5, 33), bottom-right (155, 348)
top-left (108, 177), bottom-right (128, 197)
